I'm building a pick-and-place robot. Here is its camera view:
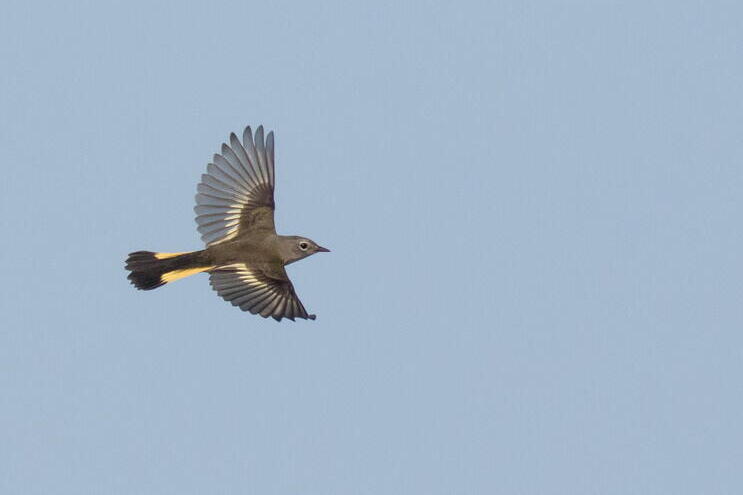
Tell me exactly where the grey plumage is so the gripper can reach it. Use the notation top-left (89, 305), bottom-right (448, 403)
top-left (126, 125), bottom-right (329, 322)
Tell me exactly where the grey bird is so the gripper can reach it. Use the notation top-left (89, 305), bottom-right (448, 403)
top-left (125, 125), bottom-right (329, 321)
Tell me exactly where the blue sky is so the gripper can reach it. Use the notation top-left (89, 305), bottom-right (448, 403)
top-left (1, 1), bottom-right (742, 493)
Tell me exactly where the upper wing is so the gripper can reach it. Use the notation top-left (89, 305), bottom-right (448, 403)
top-left (195, 126), bottom-right (276, 246)
top-left (209, 263), bottom-right (316, 321)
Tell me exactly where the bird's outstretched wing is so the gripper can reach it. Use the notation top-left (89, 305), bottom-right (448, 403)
top-left (195, 126), bottom-right (276, 246)
top-left (209, 263), bottom-right (316, 321)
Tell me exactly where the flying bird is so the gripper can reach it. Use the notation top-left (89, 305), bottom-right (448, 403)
top-left (125, 125), bottom-right (329, 321)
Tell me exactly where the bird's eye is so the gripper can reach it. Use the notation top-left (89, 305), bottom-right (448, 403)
top-left (299, 242), bottom-right (309, 250)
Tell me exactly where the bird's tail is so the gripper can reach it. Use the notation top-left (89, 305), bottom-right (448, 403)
top-left (125, 250), bottom-right (214, 290)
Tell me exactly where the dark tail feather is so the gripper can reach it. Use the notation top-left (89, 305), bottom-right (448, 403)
top-left (125, 251), bottom-right (212, 290)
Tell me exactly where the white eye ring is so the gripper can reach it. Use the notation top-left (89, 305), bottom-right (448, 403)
top-left (299, 242), bottom-right (309, 250)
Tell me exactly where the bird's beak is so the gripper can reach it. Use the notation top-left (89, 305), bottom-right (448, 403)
top-left (316, 245), bottom-right (330, 253)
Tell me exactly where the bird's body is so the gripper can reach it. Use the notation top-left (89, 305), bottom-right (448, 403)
top-left (125, 125), bottom-right (328, 321)
top-left (211, 235), bottom-right (283, 266)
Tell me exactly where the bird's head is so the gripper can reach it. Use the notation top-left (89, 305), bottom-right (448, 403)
top-left (280, 236), bottom-right (330, 264)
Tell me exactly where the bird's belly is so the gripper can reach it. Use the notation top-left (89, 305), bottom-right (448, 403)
top-left (207, 240), bottom-right (277, 266)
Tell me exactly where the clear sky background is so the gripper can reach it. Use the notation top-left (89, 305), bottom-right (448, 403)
top-left (1, 1), bottom-right (741, 493)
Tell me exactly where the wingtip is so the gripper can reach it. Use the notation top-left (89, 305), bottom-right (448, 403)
top-left (255, 125), bottom-right (264, 142)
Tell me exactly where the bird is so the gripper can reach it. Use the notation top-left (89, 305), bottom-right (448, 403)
top-left (125, 125), bottom-right (329, 321)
